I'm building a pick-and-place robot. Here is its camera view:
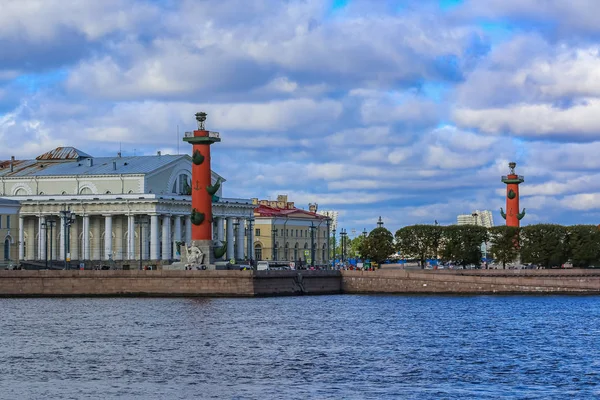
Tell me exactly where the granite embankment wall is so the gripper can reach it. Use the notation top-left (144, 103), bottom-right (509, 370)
top-left (0, 270), bottom-right (255, 297)
top-left (0, 269), bottom-right (599, 297)
top-left (341, 269), bottom-right (600, 294)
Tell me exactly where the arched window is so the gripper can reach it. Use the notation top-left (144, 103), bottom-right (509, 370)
top-left (273, 242), bottom-right (278, 261)
top-left (172, 173), bottom-right (191, 194)
top-left (254, 244), bottom-right (262, 261)
top-left (61, 191), bottom-right (67, 195)
top-left (294, 243), bottom-right (299, 261)
top-left (79, 187), bottom-right (92, 195)
top-left (14, 188), bottom-right (27, 196)
top-left (105, 191), bottom-right (112, 194)
top-left (322, 244), bottom-right (326, 263)
top-left (303, 243), bottom-right (308, 260)
top-left (4, 238), bottom-right (9, 260)
top-left (284, 242), bottom-right (289, 260)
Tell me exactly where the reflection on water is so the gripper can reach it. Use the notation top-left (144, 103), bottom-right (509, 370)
top-left (0, 295), bottom-right (599, 399)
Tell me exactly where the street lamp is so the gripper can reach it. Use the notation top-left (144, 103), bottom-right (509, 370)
top-left (271, 227), bottom-right (277, 261)
top-left (332, 227), bottom-right (336, 262)
top-left (135, 216), bottom-right (149, 270)
top-left (310, 222), bottom-right (316, 268)
top-left (60, 209), bottom-right (75, 270)
top-left (340, 228), bottom-right (347, 262)
top-left (44, 219), bottom-right (56, 269)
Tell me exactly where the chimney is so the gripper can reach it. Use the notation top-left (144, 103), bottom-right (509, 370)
top-left (112, 161), bottom-right (117, 170)
top-left (10, 156), bottom-right (14, 172)
top-left (86, 158), bottom-right (93, 167)
top-left (157, 151), bottom-right (161, 156)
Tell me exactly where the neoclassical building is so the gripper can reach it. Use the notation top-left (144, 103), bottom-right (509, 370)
top-left (0, 147), bottom-right (255, 268)
top-left (252, 195), bottom-right (330, 266)
top-left (0, 198), bottom-right (20, 267)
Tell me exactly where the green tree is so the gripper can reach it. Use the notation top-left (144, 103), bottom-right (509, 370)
top-left (395, 225), bottom-right (442, 268)
top-left (362, 227), bottom-right (395, 264)
top-left (441, 225), bottom-right (488, 266)
top-left (349, 235), bottom-right (366, 259)
top-left (566, 225), bottom-right (600, 268)
top-left (488, 226), bottom-right (520, 269)
top-left (520, 224), bottom-right (568, 268)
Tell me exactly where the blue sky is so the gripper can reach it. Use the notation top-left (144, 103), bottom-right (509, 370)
top-left (2, 0), bottom-right (600, 234)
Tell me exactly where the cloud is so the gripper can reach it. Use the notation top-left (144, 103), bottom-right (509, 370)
top-left (4, 0), bottom-right (600, 235)
top-left (455, 0), bottom-right (600, 38)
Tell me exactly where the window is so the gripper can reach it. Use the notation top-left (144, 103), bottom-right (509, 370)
top-left (105, 191), bottom-right (112, 194)
top-left (79, 187), bottom-right (92, 194)
top-left (322, 244), bottom-right (326, 262)
top-left (273, 242), bottom-right (278, 260)
top-left (255, 229), bottom-right (261, 237)
top-left (294, 243), bottom-right (299, 261)
top-left (3, 238), bottom-right (9, 260)
top-left (6, 216), bottom-right (10, 229)
top-left (14, 188), bottom-right (26, 196)
top-left (255, 244), bottom-right (262, 261)
top-left (178, 174), bottom-right (189, 194)
top-left (284, 243), bottom-right (289, 260)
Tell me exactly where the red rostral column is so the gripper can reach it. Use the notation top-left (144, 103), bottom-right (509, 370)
top-left (183, 112), bottom-right (221, 247)
top-left (501, 162), bottom-right (525, 227)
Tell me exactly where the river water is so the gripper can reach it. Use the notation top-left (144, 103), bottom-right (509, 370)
top-left (0, 295), bottom-right (599, 399)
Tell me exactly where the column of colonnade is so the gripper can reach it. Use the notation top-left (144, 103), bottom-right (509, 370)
top-left (213, 216), bottom-right (252, 261)
top-left (20, 213), bottom-right (194, 264)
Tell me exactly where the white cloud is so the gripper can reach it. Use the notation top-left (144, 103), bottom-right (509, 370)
top-left (454, 99), bottom-right (600, 139)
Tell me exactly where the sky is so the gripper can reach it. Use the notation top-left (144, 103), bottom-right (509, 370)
top-left (1, 0), bottom-right (600, 235)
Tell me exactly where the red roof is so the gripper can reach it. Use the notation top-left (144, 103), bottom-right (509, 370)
top-left (254, 204), bottom-right (329, 220)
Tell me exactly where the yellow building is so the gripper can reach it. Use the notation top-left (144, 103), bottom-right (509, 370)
top-left (0, 198), bottom-right (21, 267)
top-left (252, 195), bottom-right (330, 267)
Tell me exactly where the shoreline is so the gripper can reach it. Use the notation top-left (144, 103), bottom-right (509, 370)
top-left (0, 269), bottom-right (599, 297)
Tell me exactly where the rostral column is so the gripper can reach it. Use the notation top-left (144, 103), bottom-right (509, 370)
top-left (500, 162), bottom-right (525, 227)
top-left (183, 112), bottom-right (223, 264)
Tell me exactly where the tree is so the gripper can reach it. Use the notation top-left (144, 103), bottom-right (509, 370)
top-left (488, 226), bottom-right (520, 269)
top-left (362, 227), bottom-right (395, 264)
top-left (520, 224), bottom-right (568, 268)
top-left (395, 225), bottom-right (442, 268)
top-left (441, 225), bottom-right (488, 266)
top-left (349, 235), bottom-right (366, 259)
top-left (566, 225), bottom-right (600, 268)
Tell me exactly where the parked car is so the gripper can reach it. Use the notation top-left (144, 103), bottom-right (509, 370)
top-left (256, 261), bottom-right (270, 271)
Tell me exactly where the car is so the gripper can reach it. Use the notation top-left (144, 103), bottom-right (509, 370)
top-left (256, 261), bottom-right (270, 271)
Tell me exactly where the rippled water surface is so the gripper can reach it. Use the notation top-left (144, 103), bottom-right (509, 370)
top-left (1, 295), bottom-right (599, 399)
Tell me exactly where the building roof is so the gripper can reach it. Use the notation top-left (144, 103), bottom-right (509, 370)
top-left (0, 197), bottom-right (20, 205)
top-left (35, 147), bottom-right (92, 161)
top-left (254, 204), bottom-right (329, 220)
top-left (0, 147), bottom-right (189, 177)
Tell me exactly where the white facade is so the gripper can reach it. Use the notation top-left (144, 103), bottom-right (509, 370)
top-left (457, 210), bottom-right (494, 228)
top-left (0, 147), bottom-right (255, 267)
